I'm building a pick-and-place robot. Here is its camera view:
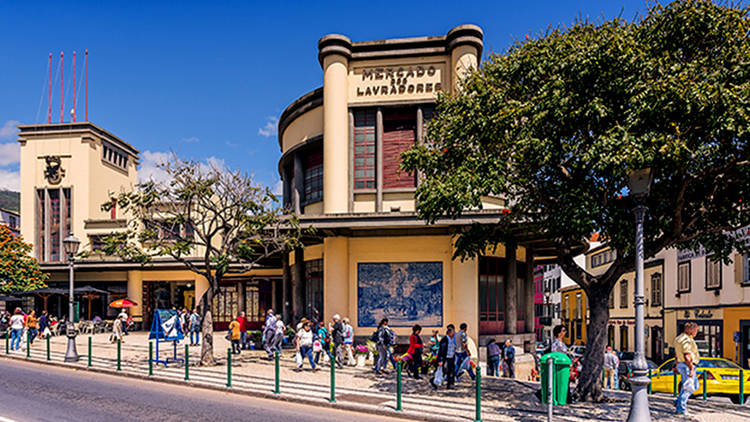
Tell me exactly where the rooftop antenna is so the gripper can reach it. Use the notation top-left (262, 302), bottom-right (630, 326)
top-left (85, 50), bottom-right (88, 122)
top-left (71, 51), bottom-right (76, 122)
top-left (47, 53), bottom-right (52, 124)
top-left (60, 52), bottom-right (64, 123)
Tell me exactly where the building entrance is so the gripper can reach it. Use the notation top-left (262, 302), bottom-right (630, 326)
top-left (142, 281), bottom-right (194, 328)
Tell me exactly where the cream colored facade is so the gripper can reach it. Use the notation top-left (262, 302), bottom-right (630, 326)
top-left (275, 25), bottom-right (555, 352)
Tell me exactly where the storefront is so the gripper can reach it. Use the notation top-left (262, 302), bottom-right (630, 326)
top-left (678, 309), bottom-right (724, 358)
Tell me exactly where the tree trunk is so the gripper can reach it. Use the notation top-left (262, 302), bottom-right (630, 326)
top-left (575, 284), bottom-right (610, 402)
top-left (199, 287), bottom-right (216, 366)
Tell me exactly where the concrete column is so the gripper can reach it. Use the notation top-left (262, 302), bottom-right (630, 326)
top-left (323, 237), bottom-right (348, 325)
top-left (447, 25), bottom-right (483, 93)
top-left (293, 153), bottom-right (303, 215)
top-left (320, 35), bottom-right (351, 214)
top-left (282, 165), bottom-right (292, 210)
top-left (282, 252), bottom-right (292, 322)
top-left (505, 242), bottom-right (518, 334)
top-left (126, 270), bottom-right (143, 321)
top-left (525, 248), bottom-right (535, 334)
top-left (375, 108), bottom-right (383, 213)
top-left (348, 110), bottom-right (354, 213)
top-left (293, 248), bottom-right (305, 318)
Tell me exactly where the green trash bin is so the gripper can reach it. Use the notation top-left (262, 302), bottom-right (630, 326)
top-left (540, 352), bottom-right (572, 405)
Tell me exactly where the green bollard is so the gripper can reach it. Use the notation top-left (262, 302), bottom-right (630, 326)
top-left (740, 369), bottom-right (744, 406)
top-left (475, 365), bottom-right (482, 422)
top-left (148, 342), bottom-right (153, 376)
top-left (26, 331), bottom-right (30, 358)
top-left (88, 336), bottom-right (92, 367)
top-left (702, 370), bottom-right (707, 401)
top-left (396, 361), bottom-right (402, 411)
top-left (117, 338), bottom-right (121, 371)
top-left (329, 354), bottom-right (336, 403)
top-left (46, 335), bottom-right (50, 361)
top-left (274, 350), bottom-right (280, 395)
top-left (227, 348), bottom-right (232, 388)
top-left (5, 330), bottom-right (8, 354)
top-left (184, 344), bottom-right (189, 381)
top-left (648, 369), bottom-right (652, 394)
top-left (673, 369), bottom-right (678, 397)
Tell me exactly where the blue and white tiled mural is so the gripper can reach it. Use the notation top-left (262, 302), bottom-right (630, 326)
top-left (357, 262), bottom-right (443, 327)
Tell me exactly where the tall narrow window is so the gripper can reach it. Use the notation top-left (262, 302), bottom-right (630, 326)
top-left (479, 257), bottom-right (505, 332)
top-left (678, 262), bottom-right (691, 293)
top-left (620, 326), bottom-right (629, 351)
top-left (303, 149), bottom-right (323, 203)
top-left (620, 280), bottom-right (628, 308)
top-left (382, 108), bottom-right (416, 189)
top-left (353, 110), bottom-right (375, 190)
top-left (36, 189), bottom-right (45, 261)
top-left (305, 259), bottom-right (324, 318)
top-left (651, 273), bottom-right (662, 306)
top-left (706, 257), bottom-right (722, 290)
top-left (63, 188), bottom-right (71, 236)
top-left (49, 189), bottom-right (60, 261)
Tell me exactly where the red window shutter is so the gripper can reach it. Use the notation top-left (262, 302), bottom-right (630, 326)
top-left (382, 110), bottom-right (416, 189)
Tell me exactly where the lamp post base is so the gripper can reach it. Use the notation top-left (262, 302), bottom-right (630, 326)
top-left (626, 370), bottom-right (652, 422)
top-left (64, 335), bottom-right (79, 362)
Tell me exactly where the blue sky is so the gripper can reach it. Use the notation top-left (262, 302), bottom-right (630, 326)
top-left (0, 0), bottom-right (651, 192)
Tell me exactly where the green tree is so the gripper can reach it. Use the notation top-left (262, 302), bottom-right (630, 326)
top-left (403, 0), bottom-right (749, 401)
top-left (102, 157), bottom-right (305, 365)
top-left (0, 225), bottom-right (48, 293)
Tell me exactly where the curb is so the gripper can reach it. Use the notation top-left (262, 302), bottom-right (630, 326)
top-left (0, 353), bottom-right (463, 422)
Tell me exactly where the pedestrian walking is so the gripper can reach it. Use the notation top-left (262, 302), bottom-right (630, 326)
top-left (295, 321), bottom-right (317, 371)
top-left (25, 311), bottom-right (38, 345)
top-left (229, 316), bottom-right (241, 354)
top-left (551, 325), bottom-right (568, 353)
top-left (486, 338), bottom-right (501, 377)
top-left (189, 309), bottom-right (201, 346)
top-left (111, 315), bottom-right (124, 344)
top-left (179, 308), bottom-right (188, 336)
top-left (407, 324), bottom-right (424, 379)
top-left (674, 322), bottom-right (700, 415)
top-left (315, 321), bottom-right (329, 364)
top-left (238, 312), bottom-right (248, 350)
top-left (432, 324), bottom-right (457, 389)
top-left (428, 329), bottom-right (440, 357)
top-left (272, 317), bottom-right (285, 353)
top-left (263, 309), bottom-right (277, 359)
top-left (454, 322), bottom-right (475, 380)
top-left (603, 346), bottom-right (619, 389)
top-left (9, 308), bottom-right (24, 351)
top-left (329, 314), bottom-right (345, 369)
top-left (342, 317), bottom-right (355, 366)
top-left (38, 311), bottom-right (49, 339)
top-left (375, 318), bottom-right (392, 374)
top-left (118, 309), bottom-right (129, 335)
top-left (503, 339), bottom-right (516, 378)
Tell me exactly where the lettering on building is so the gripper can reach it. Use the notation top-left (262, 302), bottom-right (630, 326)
top-left (355, 65), bottom-right (442, 97)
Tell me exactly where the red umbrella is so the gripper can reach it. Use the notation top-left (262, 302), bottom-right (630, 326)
top-left (109, 299), bottom-right (138, 308)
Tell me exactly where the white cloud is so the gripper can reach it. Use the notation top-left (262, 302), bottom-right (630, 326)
top-left (0, 120), bottom-right (19, 140)
top-left (181, 137), bottom-right (200, 143)
top-left (0, 142), bottom-right (19, 166)
top-left (273, 180), bottom-right (283, 196)
top-left (258, 116), bottom-right (279, 138)
top-left (138, 150), bottom-right (172, 183)
top-left (0, 168), bottom-right (20, 191)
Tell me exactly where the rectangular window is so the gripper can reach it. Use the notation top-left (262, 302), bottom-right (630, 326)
top-left (744, 254), bottom-right (750, 284)
top-left (303, 149), bottom-right (323, 203)
top-left (479, 257), bottom-right (505, 324)
top-left (63, 188), bottom-right (71, 236)
top-left (705, 257), bottom-right (722, 290)
top-left (651, 273), bottom-right (662, 306)
top-left (620, 279), bottom-right (628, 308)
top-left (36, 189), bottom-right (45, 260)
top-left (382, 108), bottom-right (416, 189)
top-left (305, 259), bottom-right (324, 318)
top-left (102, 141), bottom-right (129, 171)
top-left (678, 261), bottom-right (691, 293)
top-left (353, 110), bottom-right (376, 190)
top-left (48, 189), bottom-right (60, 261)
top-left (620, 326), bottom-right (629, 351)
top-left (608, 289), bottom-right (615, 309)
top-left (575, 320), bottom-right (582, 340)
top-left (89, 235), bottom-right (107, 252)
top-left (575, 293), bottom-right (582, 319)
top-left (591, 249), bottom-right (615, 268)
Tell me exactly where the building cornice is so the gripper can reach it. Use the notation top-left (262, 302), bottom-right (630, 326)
top-left (17, 122), bottom-right (139, 157)
top-left (276, 88), bottom-right (323, 150)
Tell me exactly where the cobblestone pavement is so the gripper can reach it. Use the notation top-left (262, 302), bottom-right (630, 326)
top-left (4, 332), bottom-right (747, 421)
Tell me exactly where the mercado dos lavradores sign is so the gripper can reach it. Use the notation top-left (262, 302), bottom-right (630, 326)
top-left (349, 62), bottom-right (446, 102)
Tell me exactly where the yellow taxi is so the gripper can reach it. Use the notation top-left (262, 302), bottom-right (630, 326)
top-left (650, 357), bottom-right (750, 404)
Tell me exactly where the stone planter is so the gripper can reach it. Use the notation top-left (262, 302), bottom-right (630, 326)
top-left (356, 354), bottom-right (367, 367)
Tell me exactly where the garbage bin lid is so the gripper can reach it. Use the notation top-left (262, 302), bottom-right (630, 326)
top-left (541, 352), bottom-right (572, 365)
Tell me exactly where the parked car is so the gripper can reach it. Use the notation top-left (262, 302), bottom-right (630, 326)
top-left (617, 358), bottom-right (657, 390)
top-left (568, 345), bottom-right (586, 358)
top-left (536, 341), bottom-right (549, 356)
top-left (650, 357), bottom-right (750, 404)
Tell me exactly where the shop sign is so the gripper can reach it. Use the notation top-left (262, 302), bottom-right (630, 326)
top-left (677, 225), bottom-right (749, 260)
top-left (608, 319), bottom-right (635, 326)
top-left (683, 309), bottom-right (714, 319)
top-left (350, 63), bottom-right (444, 100)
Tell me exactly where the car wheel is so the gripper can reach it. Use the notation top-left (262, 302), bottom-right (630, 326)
top-left (619, 379), bottom-right (629, 391)
top-left (730, 395), bottom-right (744, 405)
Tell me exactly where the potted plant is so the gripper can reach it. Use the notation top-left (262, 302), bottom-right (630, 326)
top-left (355, 344), bottom-right (369, 367)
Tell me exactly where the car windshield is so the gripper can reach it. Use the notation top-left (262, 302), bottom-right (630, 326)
top-left (619, 352), bottom-right (635, 361)
top-left (699, 359), bottom-right (741, 369)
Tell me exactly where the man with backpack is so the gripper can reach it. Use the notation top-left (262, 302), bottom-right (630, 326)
top-left (433, 324), bottom-right (457, 389)
top-left (503, 338), bottom-right (516, 378)
top-left (454, 322), bottom-right (475, 380)
top-left (329, 314), bottom-right (345, 369)
top-left (375, 318), bottom-right (391, 375)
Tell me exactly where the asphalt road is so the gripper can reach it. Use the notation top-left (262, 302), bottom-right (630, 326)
top-left (0, 359), bottom-right (402, 422)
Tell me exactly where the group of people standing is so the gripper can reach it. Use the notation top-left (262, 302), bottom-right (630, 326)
top-left (486, 338), bottom-right (516, 378)
top-left (294, 313), bottom-right (354, 371)
top-left (176, 308), bottom-right (201, 346)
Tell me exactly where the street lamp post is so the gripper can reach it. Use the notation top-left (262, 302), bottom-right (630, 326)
top-left (626, 168), bottom-right (653, 422)
top-left (63, 233), bottom-right (81, 363)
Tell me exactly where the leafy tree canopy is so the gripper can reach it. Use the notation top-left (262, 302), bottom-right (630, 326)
top-left (0, 225), bottom-right (48, 293)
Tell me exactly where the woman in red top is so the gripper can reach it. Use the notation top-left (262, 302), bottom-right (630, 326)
top-left (407, 324), bottom-right (424, 379)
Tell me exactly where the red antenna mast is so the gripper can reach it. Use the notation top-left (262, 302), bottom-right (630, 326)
top-left (85, 50), bottom-right (88, 122)
top-left (60, 52), bottom-right (64, 123)
top-left (47, 53), bottom-right (52, 124)
top-left (72, 51), bottom-right (76, 122)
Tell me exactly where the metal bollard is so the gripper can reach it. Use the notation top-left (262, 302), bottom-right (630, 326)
top-left (46, 335), bottom-right (50, 361)
top-left (396, 360), bottom-right (402, 411)
top-left (475, 365), bottom-right (482, 422)
top-left (648, 369), bottom-right (652, 394)
top-left (740, 369), bottom-right (744, 406)
top-left (673, 369), bottom-right (678, 397)
top-left (26, 331), bottom-right (30, 358)
top-left (329, 354), bottom-right (336, 403)
top-left (88, 336), bottom-right (92, 367)
top-left (5, 330), bottom-right (8, 354)
top-left (184, 344), bottom-right (189, 381)
top-left (547, 356), bottom-right (554, 422)
top-left (227, 348), bottom-right (232, 388)
top-left (148, 341), bottom-right (153, 376)
top-left (117, 338), bottom-right (121, 371)
top-left (702, 370), bottom-right (707, 401)
top-left (274, 350), bottom-right (280, 395)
